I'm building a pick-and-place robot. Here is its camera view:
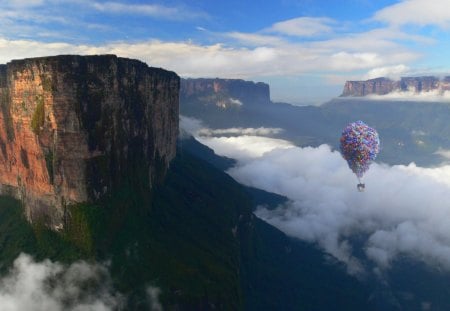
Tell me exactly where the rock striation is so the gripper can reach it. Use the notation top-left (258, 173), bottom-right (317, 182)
top-left (180, 78), bottom-right (270, 108)
top-left (0, 55), bottom-right (179, 229)
top-left (342, 76), bottom-right (450, 96)
top-left (341, 77), bottom-right (397, 96)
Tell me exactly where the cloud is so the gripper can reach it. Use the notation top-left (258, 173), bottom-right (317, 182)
top-left (195, 130), bottom-right (450, 274)
top-left (146, 286), bottom-right (163, 311)
top-left (223, 32), bottom-right (286, 47)
top-left (267, 17), bottom-right (335, 37)
top-left (329, 51), bottom-right (384, 71)
top-left (5, 0), bottom-right (45, 8)
top-left (0, 0), bottom-right (207, 43)
top-left (364, 64), bottom-right (410, 80)
top-left (0, 36), bottom-right (421, 80)
top-left (434, 148), bottom-right (450, 161)
top-left (90, 1), bottom-right (208, 21)
top-left (197, 127), bottom-right (283, 137)
top-left (0, 253), bottom-right (123, 310)
top-left (364, 89), bottom-right (450, 102)
top-left (180, 116), bottom-right (289, 158)
top-left (374, 0), bottom-right (450, 28)
top-left (197, 136), bottom-right (293, 160)
top-left (179, 115), bottom-right (204, 138)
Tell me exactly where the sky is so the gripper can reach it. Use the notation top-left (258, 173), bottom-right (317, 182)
top-left (2, 0), bottom-right (450, 104)
top-left (181, 116), bottom-right (450, 276)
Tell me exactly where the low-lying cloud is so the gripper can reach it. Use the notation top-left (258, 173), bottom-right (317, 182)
top-left (364, 89), bottom-right (450, 102)
top-left (180, 115), bottom-right (288, 159)
top-left (180, 115), bottom-right (283, 137)
top-left (0, 254), bottom-right (162, 311)
top-left (0, 254), bottom-right (122, 311)
top-left (197, 135), bottom-right (292, 159)
top-left (188, 123), bottom-right (450, 274)
top-left (197, 127), bottom-right (283, 137)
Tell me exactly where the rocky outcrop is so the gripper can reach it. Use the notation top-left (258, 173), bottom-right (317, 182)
top-left (341, 77), bottom-right (397, 96)
top-left (342, 76), bottom-right (450, 96)
top-left (0, 55), bottom-right (179, 229)
top-left (399, 76), bottom-right (440, 92)
top-left (180, 78), bottom-right (270, 108)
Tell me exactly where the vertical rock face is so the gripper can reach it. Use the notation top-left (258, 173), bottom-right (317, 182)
top-left (0, 55), bottom-right (179, 228)
top-left (180, 78), bottom-right (270, 108)
top-left (441, 76), bottom-right (450, 91)
top-left (400, 76), bottom-right (439, 92)
top-left (342, 76), bottom-right (450, 96)
top-left (341, 77), bottom-right (397, 96)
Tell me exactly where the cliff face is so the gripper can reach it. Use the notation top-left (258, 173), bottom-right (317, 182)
top-left (0, 55), bottom-right (179, 229)
top-left (180, 78), bottom-right (270, 108)
top-left (341, 77), bottom-right (397, 96)
top-left (399, 76), bottom-right (440, 92)
top-left (342, 76), bottom-right (450, 96)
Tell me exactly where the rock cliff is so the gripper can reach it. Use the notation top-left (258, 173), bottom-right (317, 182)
top-left (180, 78), bottom-right (270, 108)
top-left (0, 55), bottom-right (179, 229)
top-left (341, 77), bottom-right (397, 96)
top-left (342, 76), bottom-right (450, 96)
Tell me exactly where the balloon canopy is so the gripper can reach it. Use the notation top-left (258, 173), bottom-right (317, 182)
top-left (340, 120), bottom-right (380, 179)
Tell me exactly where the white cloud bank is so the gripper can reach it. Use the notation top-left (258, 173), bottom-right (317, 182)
top-left (0, 37), bottom-right (415, 79)
top-left (0, 254), bottom-right (122, 311)
top-left (374, 0), bottom-right (450, 28)
top-left (0, 254), bottom-right (162, 311)
top-left (365, 89), bottom-right (450, 102)
top-left (192, 127), bottom-right (450, 274)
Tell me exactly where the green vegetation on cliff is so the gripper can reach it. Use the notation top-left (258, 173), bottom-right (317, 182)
top-left (31, 95), bottom-right (45, 135)
top-left (0, 91), bottom-right (14, 141)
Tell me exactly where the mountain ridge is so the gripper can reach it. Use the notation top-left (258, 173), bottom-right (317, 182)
top-left (341, 76), bottom-right (450, 96)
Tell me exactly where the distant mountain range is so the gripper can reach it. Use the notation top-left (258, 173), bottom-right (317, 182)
top-left (341, 76), bottom-right (450, 96)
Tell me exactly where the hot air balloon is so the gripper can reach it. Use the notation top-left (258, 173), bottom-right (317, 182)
top-left (340, 120), bottom-right (380, 191)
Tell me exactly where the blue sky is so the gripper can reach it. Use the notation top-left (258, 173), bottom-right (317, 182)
top-left (1, 0), bottom-right (450, 104)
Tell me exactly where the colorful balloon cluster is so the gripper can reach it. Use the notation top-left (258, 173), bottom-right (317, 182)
top-left (340, 120), bottom-right (380, 179)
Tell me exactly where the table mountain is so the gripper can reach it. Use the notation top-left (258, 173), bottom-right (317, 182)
top-left (0, 55), bottom-right (179, 229)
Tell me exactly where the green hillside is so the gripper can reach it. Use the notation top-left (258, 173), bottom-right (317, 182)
top-left (0, 142), bottom-right (375, 310)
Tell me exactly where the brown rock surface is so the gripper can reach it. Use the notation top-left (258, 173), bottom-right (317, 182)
top-left (342, 76), bottom-right (450, 96)
top-left (0, 55), bottom-right (179, 229)
top-left (341, 77), bottom-right (396, 96)
top-left (180, 78), bottom-right (270, 108)
top-left (400, 76), bottom-right (440, 92)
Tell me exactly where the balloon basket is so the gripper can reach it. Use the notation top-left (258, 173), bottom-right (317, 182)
top-left (357, 183), bottom-right (365, 192)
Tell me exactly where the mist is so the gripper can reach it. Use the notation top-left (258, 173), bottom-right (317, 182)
top-left (182, 118), bottom-right (450, 274)
top-left (0, 254), bottom-right (162, 311)
top-left (364, 89), bottom-right (450, 102)
top-left (0, 254), bottom-right (121, 311)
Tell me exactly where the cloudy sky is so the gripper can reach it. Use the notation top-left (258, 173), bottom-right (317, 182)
top-left (1, 0), bottom-right (450, 103)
